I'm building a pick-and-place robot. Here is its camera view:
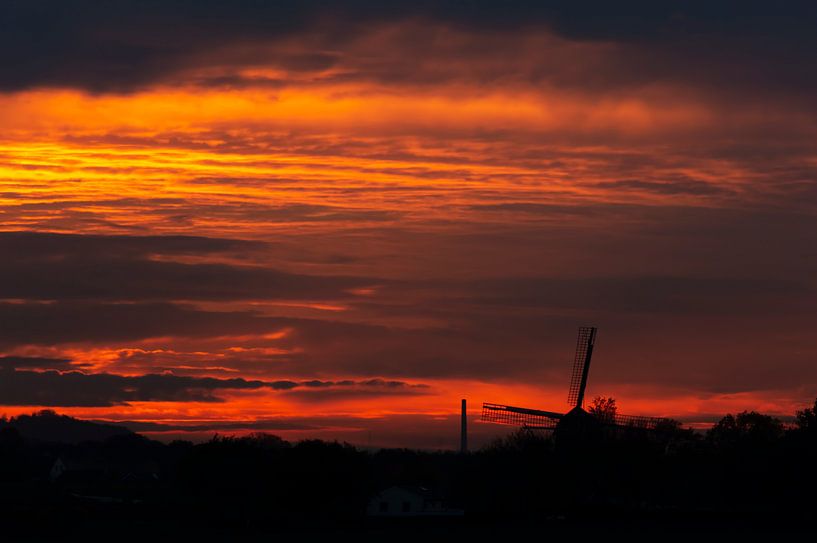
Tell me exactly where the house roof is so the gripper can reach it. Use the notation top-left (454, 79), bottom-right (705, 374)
top-left (378, 485), bottom-right (440, 500)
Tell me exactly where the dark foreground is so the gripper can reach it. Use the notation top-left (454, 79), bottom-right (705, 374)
top-left (2, 404), bottom-right (817, 541)
top-left (2, 512), bottom-right (815, 543)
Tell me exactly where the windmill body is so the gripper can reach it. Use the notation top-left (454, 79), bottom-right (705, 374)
top-left (482, 327), bottom-right (671, 433)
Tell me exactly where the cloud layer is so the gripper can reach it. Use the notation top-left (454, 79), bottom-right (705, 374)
top-left (2, 1), bottom-right (816, 106)
top-left (0, 2), bottom-right (815, 443)
top-left (0, 367), bottom-right (427, 407)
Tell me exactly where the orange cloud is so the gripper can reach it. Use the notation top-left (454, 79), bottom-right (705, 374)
top-left (1, 18), bottom-right (816, 443)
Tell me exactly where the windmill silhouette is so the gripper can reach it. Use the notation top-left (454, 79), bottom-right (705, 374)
top-left (482, 327), bottom-right (671, 432)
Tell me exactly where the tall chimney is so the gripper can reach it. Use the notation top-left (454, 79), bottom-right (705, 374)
top-left (460, 399), bottom-right (468, 453)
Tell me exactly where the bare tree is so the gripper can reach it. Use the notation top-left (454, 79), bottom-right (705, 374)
top-left (587, 396), bottom-right (617, 423)
top-left (796, 398), bottom-right (817, 432)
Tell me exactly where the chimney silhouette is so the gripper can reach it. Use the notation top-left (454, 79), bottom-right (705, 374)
top-left (460, 399), bottom-right (468, 453)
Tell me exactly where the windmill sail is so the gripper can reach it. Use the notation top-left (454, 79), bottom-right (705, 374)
top-left (481, 403), bottom-right (563, 429)
top-left (482, 402), bottom-right (674, 432)
top-left (481, 327), bottom-right (676, 435)
top-left (567, 326), bottom-right (597, 408)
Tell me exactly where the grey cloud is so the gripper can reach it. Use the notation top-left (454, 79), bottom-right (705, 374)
top-left (0, 301), bottom-right (274, 346)
top-left (109, 419), bottom-right (320, 433)
top-left (0, 356), bottom-right (81, 370)
top-left (1, 1), bottom-right (816, 106)
top-left (0, 230), bottom-right (265, 258)
top-left (0, 369), bottom-right (268, 406)
top-left (0, 369), bottom-right (427, 407)
top-left (462, 276), bottom-right (809, 315)
top-left (595, 178), bottom-right (733, 196)
top-left (0, 231), bottom-right (375, 301)
top-left (285, 378), bottom-right (430, 403)
top-left (0, 296), bottom-right (812, 397)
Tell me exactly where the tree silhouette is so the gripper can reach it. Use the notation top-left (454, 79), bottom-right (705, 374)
top-left (708, 410), bottom-right (784, 448)
top-left (588, 396), bottom-right (617, 422)
top-left (795, 398), bottom-right (817, 433)
top-left (1, 406), bottom-right (817, 533)
top-left (484, 427), bottom-right (552, 454)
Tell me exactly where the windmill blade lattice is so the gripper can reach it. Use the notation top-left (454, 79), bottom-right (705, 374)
top-left (481, 403), bottom-right (563, 429)
top-left (567, 326), bottom-right (596, 408)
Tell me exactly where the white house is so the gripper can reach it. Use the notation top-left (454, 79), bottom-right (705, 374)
top-left (366, 485), bottom-right (464, 517)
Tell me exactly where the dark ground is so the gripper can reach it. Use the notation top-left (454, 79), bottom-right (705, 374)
top-left (3, 514), bottom-right (815, 543)
top-left (3, 407), bottom-right (817, 542)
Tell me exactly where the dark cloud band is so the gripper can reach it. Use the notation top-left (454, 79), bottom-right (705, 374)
top-left (0, 231), bottom-right (373, 302)
top-left (1, 0), bottom-right (816, 102)
top-left (0, 368), bottom-right (427, 407)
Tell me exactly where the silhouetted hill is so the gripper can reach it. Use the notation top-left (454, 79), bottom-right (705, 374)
top-left (0, 410), bottom-right (133, 444)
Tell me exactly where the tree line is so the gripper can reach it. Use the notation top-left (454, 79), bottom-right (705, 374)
top-left (0, 399), bottom-right (815, 535)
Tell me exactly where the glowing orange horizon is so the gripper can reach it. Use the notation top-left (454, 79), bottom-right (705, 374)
top-left (1, 55), bottom-right (814, 445)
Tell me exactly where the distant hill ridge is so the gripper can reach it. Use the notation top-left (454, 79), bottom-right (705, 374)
top-left (0, 410), bottom-right (133, 444)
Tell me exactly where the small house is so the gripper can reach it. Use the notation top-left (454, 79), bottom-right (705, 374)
top-left (367, 485), bottom-right (463, 517)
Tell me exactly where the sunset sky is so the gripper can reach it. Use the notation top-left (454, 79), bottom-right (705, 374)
top-left (1, 2), bottom-right (816, 448)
